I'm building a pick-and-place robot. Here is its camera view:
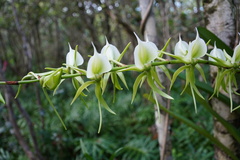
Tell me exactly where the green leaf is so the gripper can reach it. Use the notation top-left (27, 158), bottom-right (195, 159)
top-left (197, 27), bottom-right (233, 55)
top-left (185, 85), bottom-right (240, 144)
top-left (80, 139), bottom-right (93, 160)
top-left (0, 92), bottom-right (5, 104)
top-left (159, 104), bottom-right (239, 160)
top-left (109, 148), bottom-right (124, 160)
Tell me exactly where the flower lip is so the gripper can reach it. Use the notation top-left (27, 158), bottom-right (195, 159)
top-left (66, 43), bottom-right (84, 66)
top-left (86, 43), bottom-right (112, 79)
top-left (133, 33), bottom-right (159, 70)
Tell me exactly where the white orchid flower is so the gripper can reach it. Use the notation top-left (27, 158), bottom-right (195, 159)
top-left (87, 43), bottom-right (112, 79)
top-left (209, 42), bottom-right (226, 62)
top-left (186, 29), bottom-right (207, 61)
top-left (174, 35), bottom-right (188, 57)
top-left (231, 43), bottom-right (240, 64)
top-left (174, 29), bottom-right (207, 63)
top-left (101, 38), bottom-right (120, 61)
top-left (66, 43), bottom-right (84, 66)
top-left (134, 33), bottom-right (159, 70)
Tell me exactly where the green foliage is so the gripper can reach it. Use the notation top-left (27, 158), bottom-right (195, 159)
top-left (171, 81), bottom-right (214, 159)
top-left (0, 74), bottom-right (161, 159)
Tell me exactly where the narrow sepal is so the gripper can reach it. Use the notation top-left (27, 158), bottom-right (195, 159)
top-left (0, 92), bottom-right (5, 104)
top-left (116, 72), bottom-right (129, 90)
top-left (71, 81), bottom-right (95, 105)
top-left (131, 72), bottom-right (146, 103)
top-left (147, 73), bottom-right (173, 100)
top-left (42, 88), bottom-right (67, 130)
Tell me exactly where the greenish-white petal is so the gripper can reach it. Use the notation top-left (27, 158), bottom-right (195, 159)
top-left (87, 43), bottom-right (112, 79)
top-left (231, 43), bottom-right (240, 64)
top-left (187, 29), bottom-right (207, 59)
top-left (209, 42), bottom-right (226, 61)
top-left (101, 38), bottom-right (120, 61)
top-left (134, 33), bottom-right (158, 70)
top-left (66, 43), bottom-right (84, 66)
top-left (174, 35), bottom-right (188, 57)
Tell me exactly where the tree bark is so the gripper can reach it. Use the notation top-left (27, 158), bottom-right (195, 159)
top-left (11, 0), bottom-right (32, 71)
top-left (139, 0), bottom-right (172, 160)
top-left (203, 0), bottom-right (240, 159)
top-left (0, 69), bottom-right (44, 160)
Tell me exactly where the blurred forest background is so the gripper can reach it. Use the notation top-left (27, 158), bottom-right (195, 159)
top-left (0, 0), bottom-right (230, 160)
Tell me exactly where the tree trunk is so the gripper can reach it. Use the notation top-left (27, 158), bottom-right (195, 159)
top-left (11, 0), bottom-right (32, 71)
top-left (139, 0), bottom-right (172, 159)
top-left (203, 0), bottom-right (240, 159)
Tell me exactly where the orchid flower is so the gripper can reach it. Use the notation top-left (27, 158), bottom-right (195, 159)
top-left (209, 42), bottom-right (226, 62)
top-left (66, 43), bottom-right (84, 66)
top-left (134, 33), bottom-right (159, 70)
top-left (186, 29), bottom-right (207, 60)
top-left (101, 38), bottom-right (120, 61)
top-left (86, 43), bottom-right (112, 79)
top-left (174, 29), bottom-right (207, 63)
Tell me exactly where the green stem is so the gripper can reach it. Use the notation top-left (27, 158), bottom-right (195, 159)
top-left (0, 59), bottom-right (239, 86)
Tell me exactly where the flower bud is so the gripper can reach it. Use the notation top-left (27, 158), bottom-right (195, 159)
top-left (101, 38), bottom-right (120, 61)
top-left (134, 33), bottom-right (159, 70)
top-left (87, 43), bottom-right (112, 79)
top-left (66, 43), bottom-right (84, 66)
top-left (209, 42), bottom-right (226, 61)
top-left (40, 69), bottom-right (62, 90)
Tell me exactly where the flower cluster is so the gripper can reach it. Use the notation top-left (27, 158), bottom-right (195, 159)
top-left (11, 29), bottom-right (240, 131)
